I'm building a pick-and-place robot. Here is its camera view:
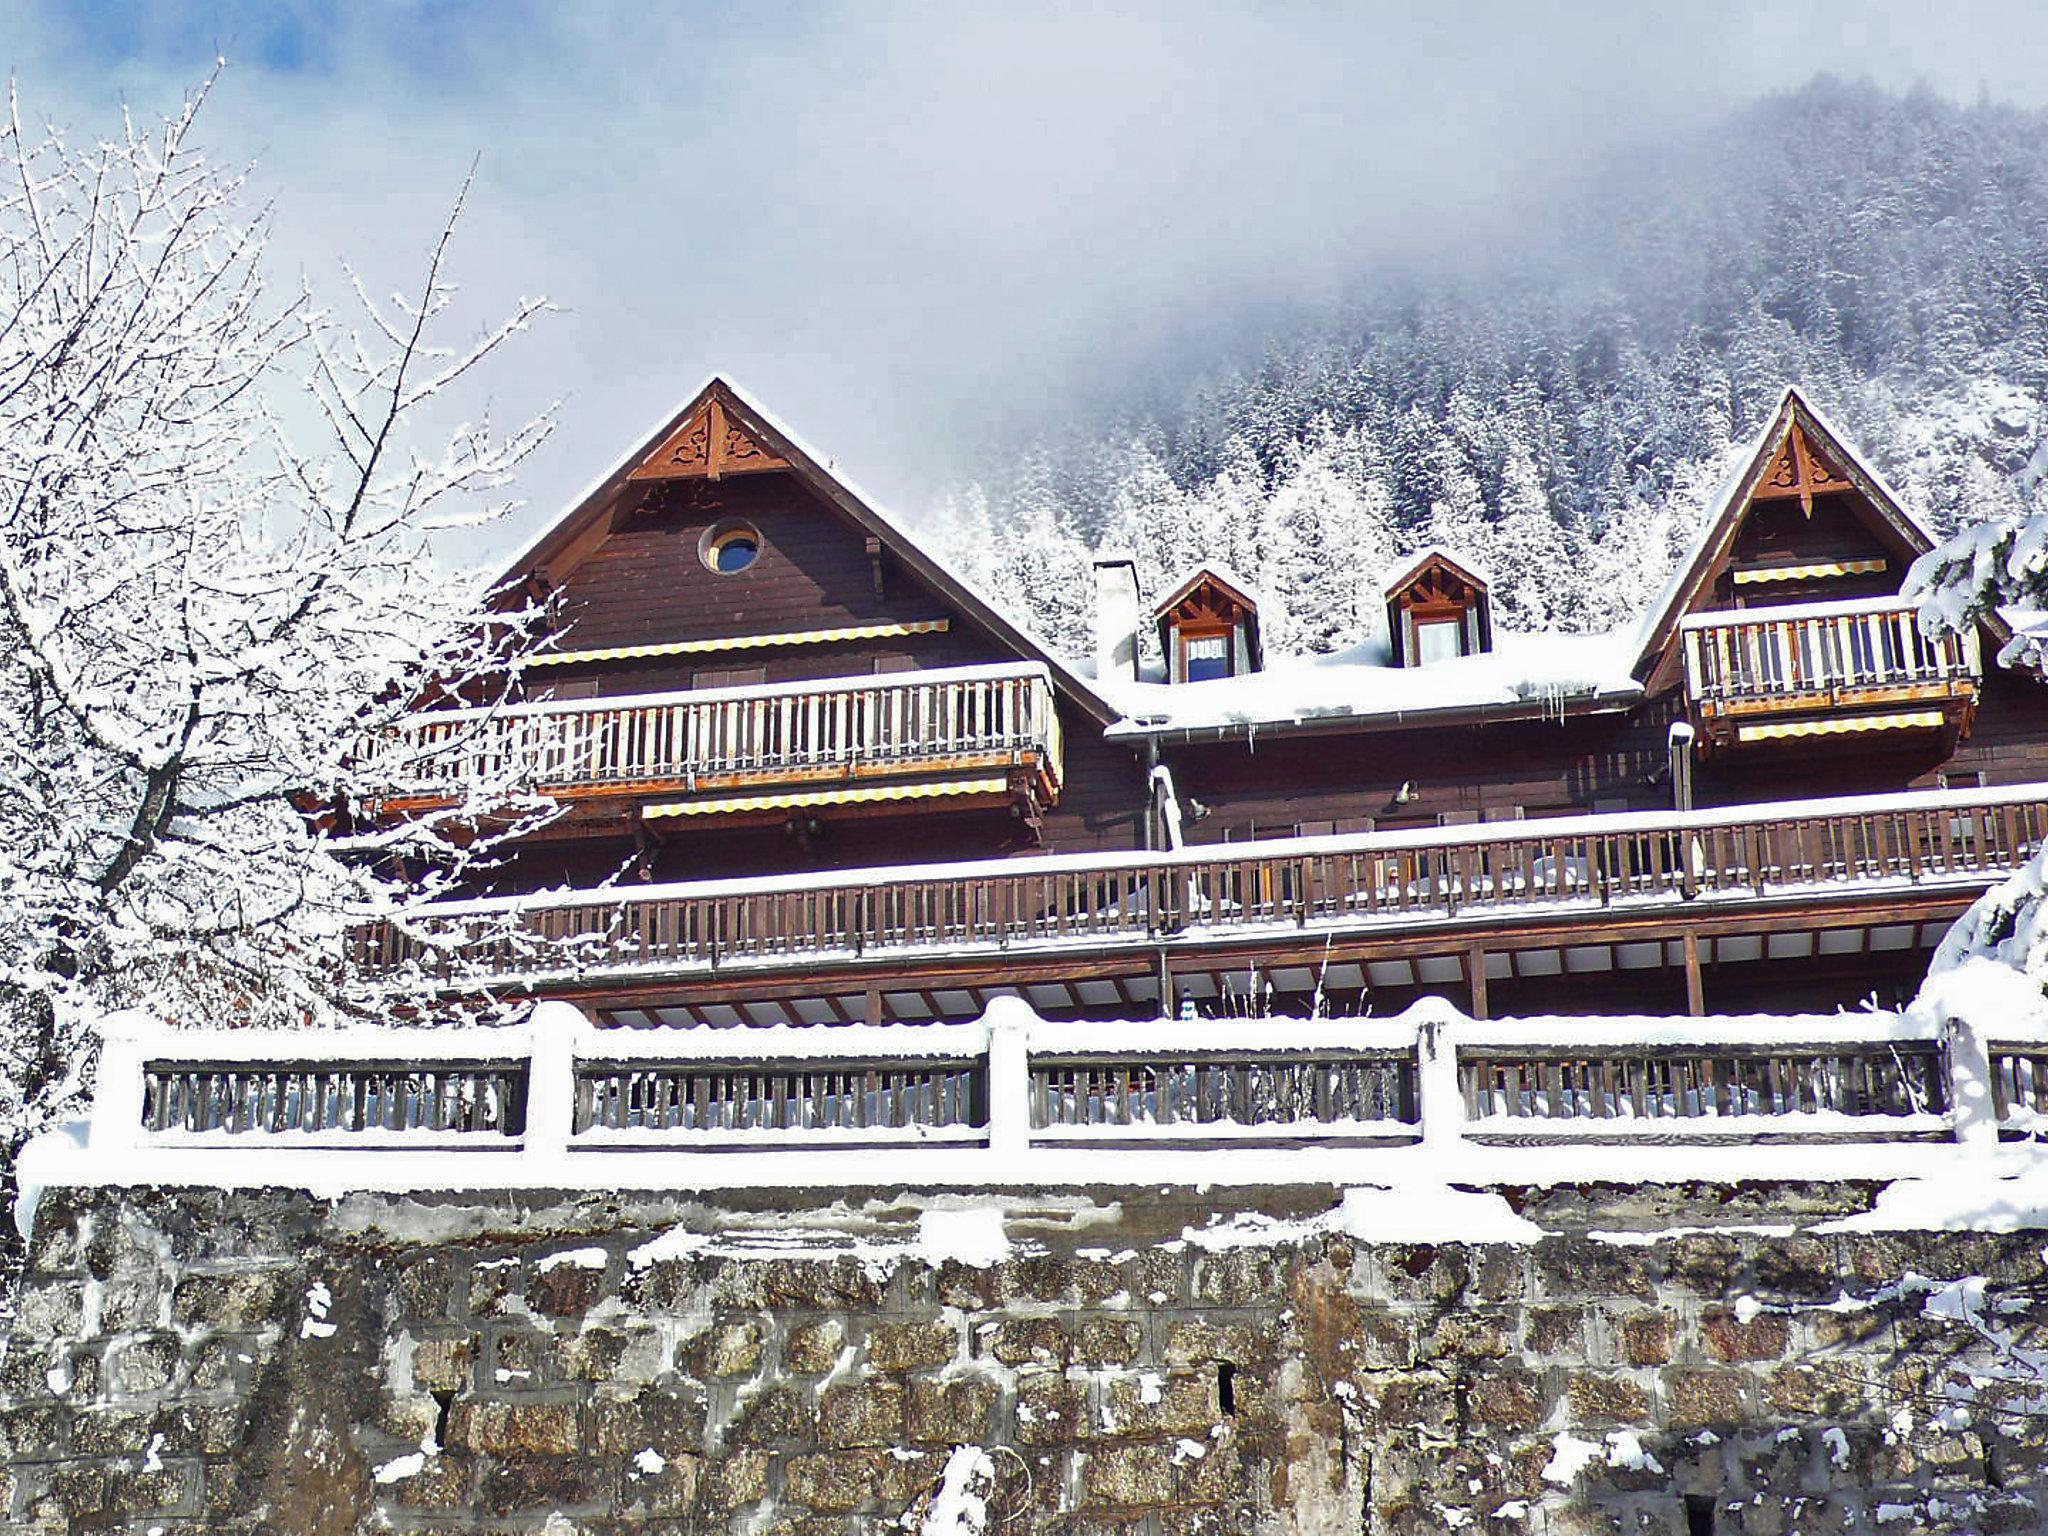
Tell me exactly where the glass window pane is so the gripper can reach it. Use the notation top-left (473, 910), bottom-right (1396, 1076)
top-left (1415, 619), bottom-right (1464, 664)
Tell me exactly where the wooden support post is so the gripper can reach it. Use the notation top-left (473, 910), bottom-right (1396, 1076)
top-left (1683, 932), bottom-right (1705, 1017)
top-left (864, 988), bottom-right (884, 1028)
top-left (1156, 950), bottom-right (1175, 1020)
top-left (1467, 945), bottom-right (1490, 1021)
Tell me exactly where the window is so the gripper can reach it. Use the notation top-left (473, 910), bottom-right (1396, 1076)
top-left (700, 520), bottom-right (762, 575)
top-left (1414, 618), bottom-right (1464, 665)
top-left (692, 665), bottom-right (765, 690)
top-left (1184, 633), bottom-right (1232, 682)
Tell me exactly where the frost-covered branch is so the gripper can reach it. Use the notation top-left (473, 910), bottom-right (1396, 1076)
top-left (0, 75), bottom-right (558, 1159)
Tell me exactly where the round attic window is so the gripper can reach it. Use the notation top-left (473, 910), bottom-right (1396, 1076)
top-left (701, 521), bottom-right (761, 575)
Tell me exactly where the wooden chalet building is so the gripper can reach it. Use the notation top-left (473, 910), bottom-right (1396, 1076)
top-left (360, 381), bottom-right (2048, 1032)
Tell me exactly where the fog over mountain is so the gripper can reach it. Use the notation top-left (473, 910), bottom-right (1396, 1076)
top-left (934, 79), bottom-right (2048, 659)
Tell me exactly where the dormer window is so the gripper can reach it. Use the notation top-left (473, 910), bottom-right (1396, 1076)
top-left (1154, 566), bottom-right (1263, 684)
top-left (1385, 548), bottom-right (1492, 668)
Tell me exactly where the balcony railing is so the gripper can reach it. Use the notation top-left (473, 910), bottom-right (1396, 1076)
top-left (355, 782), bottom-right (2048, 991)
top-left (364, 661), bottom-right (1063, 803)
top-left (1681, 597), bottom-right (1978, 718)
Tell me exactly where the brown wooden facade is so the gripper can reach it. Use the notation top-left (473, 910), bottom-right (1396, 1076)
top-left (364, 382), bottom-right (2048, 1026)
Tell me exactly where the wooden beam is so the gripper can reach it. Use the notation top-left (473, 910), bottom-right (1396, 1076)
top-left (1467, 944), bottom-right (1490, 1021)
top-left (1683, 932), bottom-right (1705, 1017)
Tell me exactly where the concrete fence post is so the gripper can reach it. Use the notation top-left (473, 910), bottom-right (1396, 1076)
top-left (524, 1001), bottom-right (587, 1162)
top-left (982, 996), bottom-right (1034, 1157)
top-left (88, 1011), bottom-right (152, 1154)
top-left (1945, 1012), bottom-right (2001, 1152)
top-left (1414, 1002), bottom-right (1467, 1151)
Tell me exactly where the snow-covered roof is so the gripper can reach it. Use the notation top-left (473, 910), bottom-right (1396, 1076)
top-left (1100, 626), bottom-right (1642, 739)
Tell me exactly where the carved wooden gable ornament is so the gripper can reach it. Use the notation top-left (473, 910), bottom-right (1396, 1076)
top-left (629, 393), bottom-right (791, 482)
top-left (1749, 420), bottom-right (1852, 517)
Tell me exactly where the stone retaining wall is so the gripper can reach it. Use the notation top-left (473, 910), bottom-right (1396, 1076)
top-left (0, 1183), bottom-right (2042, 1534)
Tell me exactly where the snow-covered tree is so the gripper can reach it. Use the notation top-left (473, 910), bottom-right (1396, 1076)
top-left (0, 78), bottom-right (554, 1176)
top-left (1909, 472), bottom-right (2048, 1024)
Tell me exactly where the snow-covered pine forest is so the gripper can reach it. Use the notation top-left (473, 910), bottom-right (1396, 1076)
top-left (931, 79), bottom-right (2048, 659)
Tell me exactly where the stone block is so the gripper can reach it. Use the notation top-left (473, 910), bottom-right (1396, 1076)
top-left (818, 1378), bottom-right (904, 1447)
top-left (478, 1456), bottom-right (608, 1516)
top-left (620, 1449), bottom-right (703, 1515)
top-left (1099, 1372), bottom-right (1219, 1438)
top-left (1016, 1370), bottom-right (1089, 1445)
top-left (108, 1333), bottom-right (179, 1396)
top-left (1749, 1237), bottom-right (1838, 1299)
top-left (1192, 1248), bottom-right (1291, 1306)
top-left (1537, 1239), bottom-right (1657, 1301)
top-left (60, 1406), bottom-right (145, 1457)
top-left (449, 1399), bottom-right (581, 1456)
top-left (409, 1334), bottom-right (477, 1392)
top-left (1467, 1366), bottom-right (1550, 1430)
top-left (1525, 1307), bottom-right (1584, 1354)
top-left (549, 1325), bottom-right (664, 1384)
top-left (989, 1316), bottom-right (1069, 1366)
top-left (783, 1317), bottom-right (847, 1373)
top-left (783, 1448), bottom-right (927, 1512)
top-left (1664, 1368), bottom-right (1746, 1429)
top-left (589, 1388), bottom-right (707, 1457)
top-left (868, 1319), bottom-right (957, 1371)
top-left (467, 1258), bottom-right (527, 1319)
top-left (528, 1255), bottom-right (613, 1318)
top-left (1565, 1372), bottom-right (1651, 1426)
top-left (700, 1447), bottom-right (772, 1510)
top-left (689, 1318), bottom-right (767, 1379)
top-left (151, 1400), bottom-right (249, 1456)
top-left (1421, 1311), bottom-right (1507, 1363)
top-left (394, 1255), bottom-right (456, 1320)
top-left (1621, 1311), bottom-right (1676, 1366)
top-left (1080, 1443), bottom-right (1175, 1507)
top-left (97, 1273), bottom-right (162, 1332)
top-left (11, 1284), bottom-right (83, 1340)
top-left (1699, 1308), bottom-right (1789, 1363)
top-left (171, 1271), bottom-right (283, 1328)
top-left (905, 1375), bottom-right (1001, 1445)
top-left (378, 1452), bottom-right (475, 1511)
top-left (1075, 1318), bottom-right (1144, 1365)
top-left (729, 1383), bottom-right (819, 1445)
top-left (1164, 1321), bottom-right (1263, 1367)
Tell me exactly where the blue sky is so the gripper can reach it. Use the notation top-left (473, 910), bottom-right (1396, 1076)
top-left (9, 1), bottom-right (2048, 554)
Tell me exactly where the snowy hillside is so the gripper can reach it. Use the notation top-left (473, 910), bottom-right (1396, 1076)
top-left (931, 79), bottom-right (2048, 659)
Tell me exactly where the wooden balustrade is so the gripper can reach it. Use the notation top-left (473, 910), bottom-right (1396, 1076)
top-left (1990, 1050), bottom-right (2048, 1129)
top-left (141, 1061), bottom-right (527, 1137)
top-left (574, 1060), bottom-right (984, 1135)
top-left (1030, 1054), bottom-right (1415, 1131)
top-left (356, 784), bottom-right (2048, 989)
top-left (1683, 599), bottom-right (1977, 713)
top-left (364, 663), bottom-right (1062, 802)
top-left (1460, 1043), bottom-right (1945, 1122)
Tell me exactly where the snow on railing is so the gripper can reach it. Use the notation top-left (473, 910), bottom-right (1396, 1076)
top-left (54, 999), bottom-right (2043, 1194)
top-left (354, 781), bottom-right (2048, 990)
top-left (359, 661), bottom-right (1063, 801)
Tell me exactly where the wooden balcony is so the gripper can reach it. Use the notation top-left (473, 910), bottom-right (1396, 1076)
top-left (364, 661), bottom-right (1064, 824)
top-left (1681, 597), bottom-right (1979, 749)
top-left (355, 782), bottom-right (2048, 995)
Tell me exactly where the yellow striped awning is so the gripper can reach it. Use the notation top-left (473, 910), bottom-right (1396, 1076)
top-left (1737, 710), bottom-right (1946, 743)
top-left (527, 619), bottom-right (949, 667)
top-left (643, 776), bottom-right (1010, 819)
top-left (1732, 558), bottom-right (1886, 585)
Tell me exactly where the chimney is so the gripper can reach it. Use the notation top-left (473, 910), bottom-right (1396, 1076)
top-left (1092, 556), bottom-right (1142, 682)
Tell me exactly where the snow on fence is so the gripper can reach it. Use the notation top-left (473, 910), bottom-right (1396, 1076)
top-left (57, 1000), bottom-right (2048, 1195)
top-left (360, 662), bottom-right (1062, 801)
top-left (353, 781), bottom-right (2048, 990)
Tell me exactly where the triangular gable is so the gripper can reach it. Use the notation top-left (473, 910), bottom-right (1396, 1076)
top-left (494, 377), bottom-right (1119, 724)
top-left (1630, 387), bottom-right (2000, 687)
top-left (627, 391), bottom-right (791, 481)
top-left (1152, 564), bottom-right (1263, 620)
top-left (1383, 546), bottom-right (1490, 601)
